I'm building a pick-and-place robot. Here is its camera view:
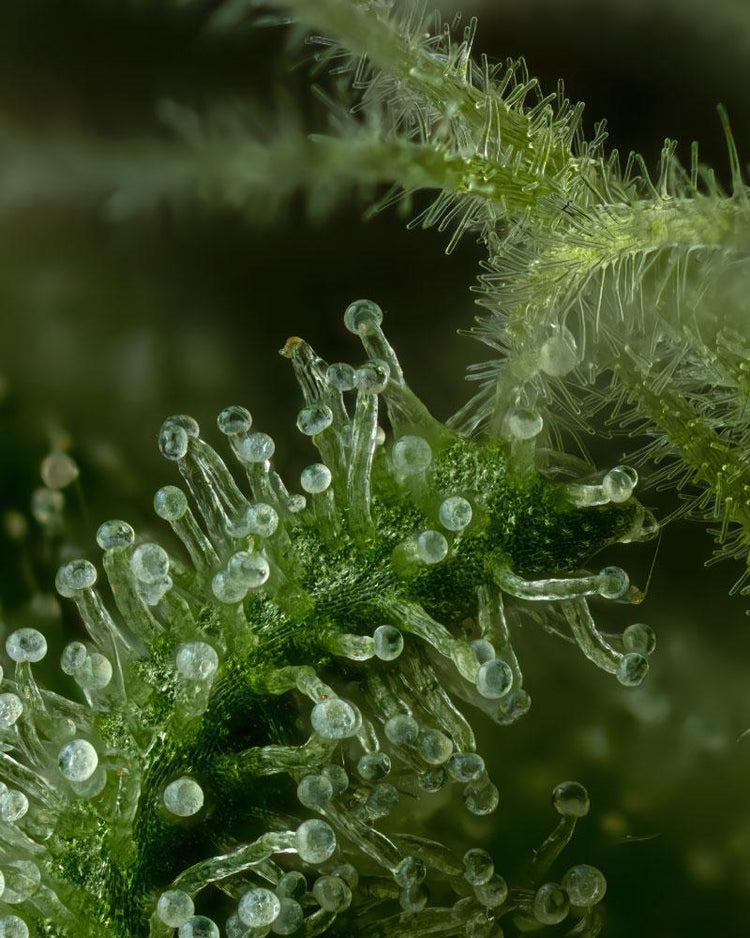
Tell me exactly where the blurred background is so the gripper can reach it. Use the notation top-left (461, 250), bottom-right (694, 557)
top-left (1, 1), bottom-right (749, 934)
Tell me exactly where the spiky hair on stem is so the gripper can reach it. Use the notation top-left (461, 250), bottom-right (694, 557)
top-left (0, 301), bottom-right (655, 938)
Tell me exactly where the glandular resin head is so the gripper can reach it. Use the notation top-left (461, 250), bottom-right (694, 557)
top-left (0, 301), bottom-right (654, 937)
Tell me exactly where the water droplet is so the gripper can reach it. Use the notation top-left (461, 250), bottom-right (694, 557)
top-left (163, 777), bottom-right (204, 817)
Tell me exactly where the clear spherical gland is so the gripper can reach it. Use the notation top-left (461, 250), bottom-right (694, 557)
top-left (6, 629), bottom-right (47, 664)
top-left (392, 435), bottom-right (432, 475)
top-left (344, 298), bottom-right (383, 334)
top-left (163, 777), bottom-right (204, 817)
top-left (602, 466), bottom-right (637, 503)
top-left (476, 659), bottom-right (513, 700)
top-left (616, 652), bottom-right (649, 687)
top-left (297, 404), bottom-right (333, 437)
top-left (300, 463), bottom-right (332, 494)
top-left (623, 622), bottom-right (656, 656)
top-left (238, 888), bottom-right (280, 927)
top-left (58, 739), bottom-right (98, 782)
top-left (533, 883), bottom-right (570, 925)
top-left (295, 819), bottom-right (337, 863)
top-left (157, 890), bottom-right (195, 928)
top-left (313, 875), bottom-right (352, 912)
top-left (373, 625), bottom-right (404, 661)
top-left (417, 530), bottom-right (449, 565)
top-left (96, 519), bottom-right (135, 550)
top-left (55, 559), bottom-right (97, 598)
top-left (552, 780), bottom-right (590, 818)
top-left (439, 495), bottom-right (473, 531)
top-left (154, 485), bottom-right (188, 521)
top-left (463, 849), bottom-right (494, 886)
top-left (597, 566), bottom-right (630, 599)
top-left (355, 360), bottom-right (390, 394)
top-left (562, 864), bottom-right (607, 907)
top-left (217, 405), bottom-right (252, 436)
top-left (311, 698), bottom-right (359, 739)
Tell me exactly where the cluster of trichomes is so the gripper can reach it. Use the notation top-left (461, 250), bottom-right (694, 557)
top-left (0, 301), bottom-right (656, 938)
